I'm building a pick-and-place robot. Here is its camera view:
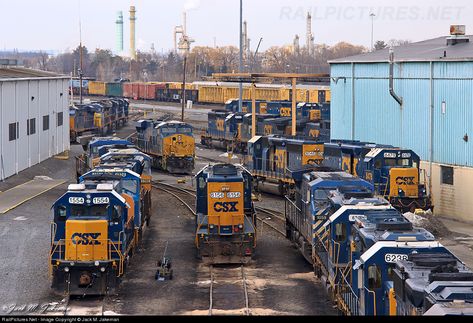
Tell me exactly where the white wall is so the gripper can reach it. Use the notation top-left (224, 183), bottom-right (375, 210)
top-left (0, 78), bottom-right (70, 181)
top-left (421, 161), bottom-right (473, 223)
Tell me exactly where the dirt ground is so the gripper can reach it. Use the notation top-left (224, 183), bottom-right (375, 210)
top-left (103, 176), bottom-right (337, 316)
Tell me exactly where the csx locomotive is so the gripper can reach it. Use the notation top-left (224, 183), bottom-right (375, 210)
top-left (134, 119), bottom-right (195, 174)
top-left (195, 164), bottom-right (256, 264)
top-left (285, 167), bottom-right (472, 316)
top-left (245, 135), bottom-right (324, 196)
top-left (75, 137), bottom-right (134, 181)
top-left (323, 141), bottom-right (433, 213)
top-left (50, 147), bottom-right (152, 295)
top-left (201, 101), bottom-right (330, 153)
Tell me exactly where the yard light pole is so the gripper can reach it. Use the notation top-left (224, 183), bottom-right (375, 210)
top-left (238, 0), bottom-right (243, 112)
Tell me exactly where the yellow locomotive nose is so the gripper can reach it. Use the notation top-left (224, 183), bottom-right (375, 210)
top-left (65, 220), bottom-right (108, 262)
top-left (389, 168), bottom-right (419, 198)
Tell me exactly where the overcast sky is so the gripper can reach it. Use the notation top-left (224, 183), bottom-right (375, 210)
top-left (1, 0), bottom-right (472, 54)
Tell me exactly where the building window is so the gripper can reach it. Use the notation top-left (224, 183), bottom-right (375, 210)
top-left (43, 115), bottom-right (49, 131)
top-left (57, 112), bottom-right (63, 127)
top-left (9, 122), bottom-right (19, 141)
top-left (27, 118), bottom-right (36, 136)
top-left (441, 166), bottom-right (454, 185)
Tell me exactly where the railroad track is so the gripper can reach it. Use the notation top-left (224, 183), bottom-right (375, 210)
top-left (208, 265), bottom-right (250, 316)
top-left (151, 181), bottom-right (196, 217)
top-left (152, 181), bottom-right (286, 237)
top-left (62, 296), bottom-right (104, 316)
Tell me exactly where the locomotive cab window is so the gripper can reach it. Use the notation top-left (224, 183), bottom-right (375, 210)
top-left (375, 160), bottom-right (383, 169)
top-left (122, 180), bottom-right (138, 195)
top-left (335, 223), bottom-right (347, 242)
top-left (112, 205), bottom-right (122, 222)
top-left (367, 265), bottom-right (382, 290)
top-left (55, 205), bottom-right (67, 222)
top-left (198, 177), bottom-right (206, 190)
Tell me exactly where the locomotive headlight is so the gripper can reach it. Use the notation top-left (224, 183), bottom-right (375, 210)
top-left (209, 225), bottom-right (215, 229)
top-left (238, 224), bottom-right (243, 229)
top-left (95, 261), bottom-right (100, 266)
top-left (100, 267), bottom-right (106, 273)
top-left (64, 267), bottom-right (70, 273)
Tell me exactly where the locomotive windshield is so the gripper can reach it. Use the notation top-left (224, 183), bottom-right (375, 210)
top-left (70, 204), bottom-right (109, 217)
top-left (161, 127), bottom-right (177, 134)
top-left (384, 158), bottom-right (411, 167)
top-left (178, 127), bottom-right (193, 134)
top-left (122, 179), bottom-right (139, 195)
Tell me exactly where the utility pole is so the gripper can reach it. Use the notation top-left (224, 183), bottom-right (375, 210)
top-left (78, 0), bottom-right (83, 105)
top-left (238, 0), bottom-right (243, 113)
top-left (181, 55), bottom-right (187, 122)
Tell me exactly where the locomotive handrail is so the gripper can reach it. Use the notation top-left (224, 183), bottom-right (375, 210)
top-left (364, 286), bottom-right (377, 316)
top-left (336, 265), bottom-right (360, 316)
top-left (49, 239), bottom-right (125, 277)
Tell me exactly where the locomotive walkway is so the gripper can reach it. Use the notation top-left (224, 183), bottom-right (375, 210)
top-left (0, 177), bottom-right (65, 214)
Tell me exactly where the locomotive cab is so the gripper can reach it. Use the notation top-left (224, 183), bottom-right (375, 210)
top-left (195, 164), bottom-right (256, 264)
top-left (50, 182), bottom-right (131, 295)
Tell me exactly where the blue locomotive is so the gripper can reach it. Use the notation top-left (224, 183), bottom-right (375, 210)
top-left (323, 141), bottom-right (432, 213)
top-left (201, 101), bottom-right (330, 153)
top-left (50, 148), bottom-right (152, 296)
top-left (75, 137), bottom-right (134, 181)
top-left (195, 164), bottom-right (256, 264)
top-left (284, 167), bottom-right (470, 316)
top-left (134, 119), bottom-right (195, 174)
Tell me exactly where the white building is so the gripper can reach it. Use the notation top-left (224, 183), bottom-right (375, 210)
top-left (0, 66), bottom-right (70, 181)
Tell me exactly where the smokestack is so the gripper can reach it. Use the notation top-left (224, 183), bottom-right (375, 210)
top-left (306, 12), bottom-right (314, 55)
top-left (116, 11), bottom-right (124, 53)
top-left (293, 34), bottom-right (300, 54)
top-left (183, 12), bottom-right (187, 36)
top-left (129, 6), bottom-right (137, 60)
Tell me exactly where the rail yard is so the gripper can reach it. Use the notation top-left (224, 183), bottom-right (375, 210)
top-left (2, 1), bottom-right (473, 319)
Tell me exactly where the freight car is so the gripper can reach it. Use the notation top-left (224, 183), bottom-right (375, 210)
top-left (133, 119), bottom-right (195, 174)
top-left (49, 149), bottom-right (152, 296)
top-left (284, 168), bottom-right (457, 316)
top-left (245, 135), bottom-right (324, 196)
top-left (323, 141), bottom-right (433, 213)
top-left (195, 163), bottom-right (256, 264)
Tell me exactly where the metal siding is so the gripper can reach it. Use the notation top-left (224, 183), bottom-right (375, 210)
top-left (39, 80), bottom-right (50, 161)
top-left (16, 81), bottom-right (28, 173)
top-left (28, 80), bottom-right (39, 167)
top-left (49, 80), bottom-right (58, 156)
top-left (61, 79), bottom-right (70, 152)
top-left (330, 61), bottom-right (473, 166)
top-left (433, 78), bottom-right (473, 166)
top-left (2, 82), bottom-right (16, 178)
top-left (0, 83), bottom-right (3, 180)
top-left (330, 64), bottom-right (353, 140)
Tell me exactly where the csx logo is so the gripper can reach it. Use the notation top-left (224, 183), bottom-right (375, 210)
top-left (71, 233), bottom-right (102, 245)
top-left (396, 177), bottom-right (415, 185)
top-left (213, 202), bottom-right (239, 213)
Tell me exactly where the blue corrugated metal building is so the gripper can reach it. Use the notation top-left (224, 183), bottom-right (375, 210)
top-left (329, 29), bottom-right (473, 221)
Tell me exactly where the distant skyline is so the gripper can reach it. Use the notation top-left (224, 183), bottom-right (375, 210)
top-left (1, 0), bottom-right (472, 55)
